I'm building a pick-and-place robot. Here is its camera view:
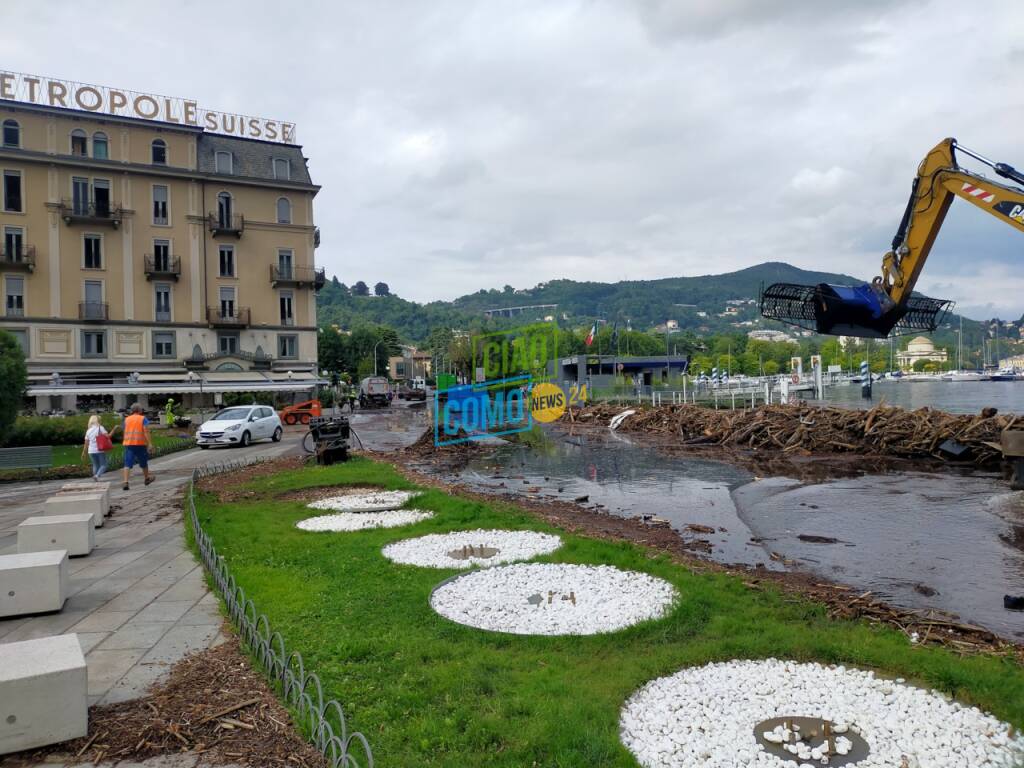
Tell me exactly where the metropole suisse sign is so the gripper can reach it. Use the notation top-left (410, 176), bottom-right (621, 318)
top-left (0, 71), bottom-right (296, 144)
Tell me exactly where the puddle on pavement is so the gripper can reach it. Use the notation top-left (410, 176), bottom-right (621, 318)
top-left (419, 428), bottom-right (1024, 640)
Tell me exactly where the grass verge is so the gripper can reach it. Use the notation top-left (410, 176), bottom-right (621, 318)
top-left (192, 456), bottom-right (1024, 767)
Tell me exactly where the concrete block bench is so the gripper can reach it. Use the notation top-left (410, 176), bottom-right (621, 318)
top-left (0, 550), bottom-right (69, 617)
top-left (0, 634), bottom-right (87, 754)
top-left (44, 492), bottom-right (105, 528)
top-left (18, 514), bottom-right (96, 557)
top-left (59, 482), bottom-right (110, 515)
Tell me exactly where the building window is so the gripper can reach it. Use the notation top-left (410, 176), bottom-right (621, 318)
top-left (217, 332), bottom-right (239, 355)
top-left (277, 248), bottom-right (293, 278)
top-left (278, 334), bottom-right (298, 359)
top-left (279, 290), bottom-right (294, 325)
top-left (272, 158), bottom-right (290, 180)
top-left (3, 170), bottom-right (22, 212)
top-left (218, 245), bottom-right (234, 277)
top-left (276, 197), bottom-right (291, 224)
top-left (84, 235), bottom-right (102, 269)
top-left (2, 120), bottom-right (19, 148)
top-left (152, 185), bottom-right (168, 225)
top-left (71, 176), bottom-right (89, 215)
top-left (219, 286), bottom-right (236, 318)
top-left (153, 239), bottom-right (170, 271)
top-left (3, 226), bottom-right (24, 261)
top-left (151, 139), bottom-right (167, 165)
top-left (81, 330), bottom-right (106, 358)
top-left (216, 191), bottom-right (232, 227)
top-left (153, 331), bottom-right (175, 358)
top-left (70, 129), bottom-right (87, 156)
top-left (92, 132), bottom-right (108, 160)
top-left (8, 329), bottom-right (27, 355)
top-left (155, 282), bottom-right (171, 322)
top-left (215, 151), bottom-right (233, 174)
top-left (5, 276), bottom-right (24, 317)
top-left (92, 179), bottom-right (111, 217)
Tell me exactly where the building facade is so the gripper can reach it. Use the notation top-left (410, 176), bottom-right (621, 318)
top-left (895, 336), bottom-right (948, 370)
top-left (0, 95), bottom-right (322, 410)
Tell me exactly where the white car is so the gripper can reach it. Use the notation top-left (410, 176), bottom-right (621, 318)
top-left (196, 405), bottom-right (283, 448)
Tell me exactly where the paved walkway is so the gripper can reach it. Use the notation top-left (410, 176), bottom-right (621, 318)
top-left (0, 435), bottom-right (300, 707)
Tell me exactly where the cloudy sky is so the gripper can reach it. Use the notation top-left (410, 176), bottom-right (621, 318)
top-left (5, 1), bottom-right (1024, 318)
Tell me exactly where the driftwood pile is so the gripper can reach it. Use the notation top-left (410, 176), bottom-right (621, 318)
top-left (569, 402), bottom-right (1016, 466)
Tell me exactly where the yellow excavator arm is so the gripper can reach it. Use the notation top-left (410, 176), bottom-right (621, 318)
top-left (880, 138), bottom-right (1024, 305)
top-left (762, 138), bottom-right (1024, 337)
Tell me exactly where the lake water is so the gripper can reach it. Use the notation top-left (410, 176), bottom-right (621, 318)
top-left (803, 380), bottom-right (1024, 415)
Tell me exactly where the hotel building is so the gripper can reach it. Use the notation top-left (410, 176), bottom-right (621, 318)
top-left (0, 74), bottom-right (322, 411)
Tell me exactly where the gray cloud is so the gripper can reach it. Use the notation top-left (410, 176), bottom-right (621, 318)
top-left (3, 0), bottom-right (1023, 317)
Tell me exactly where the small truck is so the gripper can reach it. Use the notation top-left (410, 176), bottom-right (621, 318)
top-left (358, 376), bottom-right (391, 408)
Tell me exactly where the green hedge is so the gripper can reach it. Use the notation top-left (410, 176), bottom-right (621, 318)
top-left (0, 436), bottom-right (196, 483)
top-left (4, 413), bottom-right (125, 447)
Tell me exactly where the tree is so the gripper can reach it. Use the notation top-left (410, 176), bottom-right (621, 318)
top-left (0, 331), bottom-right (27, 439)
top-left (374, 282), bottom-right (391, 297)
top-left (352, 281), bottom-right (370, 296)
top-left (331, 276), bottom-right (341, 288)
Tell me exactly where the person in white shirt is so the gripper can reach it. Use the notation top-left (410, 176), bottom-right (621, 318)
top-left (81, 414), bottom-right (110, 480)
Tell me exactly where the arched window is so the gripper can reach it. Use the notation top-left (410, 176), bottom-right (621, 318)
top-left (2, 119), bottom-right (20, 148)
top-left (92, 132), bottom-right (108, 160)
top-left (217, 191), bottom-right (233, 227)
top-left (70, 129), bottom-right (87, 156)
top-left (151, 139), bottom-right (167, 165)
top-left (276, 197), bottom-right (291, 224)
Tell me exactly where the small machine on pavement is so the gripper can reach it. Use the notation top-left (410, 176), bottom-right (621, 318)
top-left (308, 415), bottom-right (350, 465)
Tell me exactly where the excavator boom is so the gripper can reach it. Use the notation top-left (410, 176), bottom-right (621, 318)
top-left (761, 138), bottom-right (1024, 337)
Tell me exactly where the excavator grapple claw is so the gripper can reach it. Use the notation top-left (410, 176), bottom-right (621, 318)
top-left (759, 282), bottom-right (952, 339)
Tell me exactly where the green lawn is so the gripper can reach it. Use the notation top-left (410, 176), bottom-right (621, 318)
top-left (192, 457), bottom-right (1024, 767)
top-left (53, 433), bottom-right (184, 468)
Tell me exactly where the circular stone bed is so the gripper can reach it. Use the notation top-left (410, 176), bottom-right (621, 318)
top-left (307, 489), bottom-right (421, 513)
top-left (430, 563), bottom-right (677, 635)
top-left (297, 510), bottom-right (434, 532)
top-left (619, 659), bottom-right (1024, 768)
top-left (382, 529), bottom-right (562, 569)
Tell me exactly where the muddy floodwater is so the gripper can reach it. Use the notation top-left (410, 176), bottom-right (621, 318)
top-left (429, 429), bottom-right (1024, 640)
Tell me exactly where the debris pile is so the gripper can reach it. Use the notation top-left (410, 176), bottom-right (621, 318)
top-left (569, 403), bottom-right (1015, 465)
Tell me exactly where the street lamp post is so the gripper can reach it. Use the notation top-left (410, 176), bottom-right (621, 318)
top-left (372, 340), bottom-right (383, 377)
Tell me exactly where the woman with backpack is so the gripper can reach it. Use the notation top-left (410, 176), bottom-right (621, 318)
top-left (81, 414), bottom-right (113, 481)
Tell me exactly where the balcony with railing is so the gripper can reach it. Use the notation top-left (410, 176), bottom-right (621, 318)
top-left (270, 264), bottom-right (326, 290)
top-left (144, 254), bottom-right (181, 281)
top-left (0, 245), bottom-right (35, 272)
top-left (207, 212), bottom-right (245, 237)
top-left (207, 306), bottom-right (251, 328)
top-left (79, 302), bottom-right (109, 321)
top-left (184, 348), bottom-right (273, 370)
top-left (59, 200), bottom-right (123, 228)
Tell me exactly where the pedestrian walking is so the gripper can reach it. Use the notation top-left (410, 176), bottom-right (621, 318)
top-left (81, 414), bottom-right (112, 480)
top-left (116, 403), bottom-right (155, 491)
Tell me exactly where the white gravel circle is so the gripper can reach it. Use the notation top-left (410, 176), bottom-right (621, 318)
top-left (382, 529), bottom-right (562, 569)
top-left (307, 489), bottom-right (421, 513)
top-left (430, 563), bottom-right (677, 635)
top-left (297, 509), bottom-right (434, 532)
top-left (619, 658), bottom-right (1024, 768)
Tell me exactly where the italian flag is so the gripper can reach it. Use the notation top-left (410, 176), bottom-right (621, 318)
top-left (584, 323), bottom-right (597, 347)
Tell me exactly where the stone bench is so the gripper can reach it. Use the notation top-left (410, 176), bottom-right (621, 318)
top-left (0, 550), bottom-right (69, 618)
top-left (0, 634), bottom-right (88, 754)
top-left (44, 492), bottom-right (105, 528)
top-left (59, 482), bottom-right (111, 516)
top-left (18, 514), bottom-right (96, 557)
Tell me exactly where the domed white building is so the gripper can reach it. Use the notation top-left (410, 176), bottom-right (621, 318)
top-left (896, 336), bottom-right (948, 370)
